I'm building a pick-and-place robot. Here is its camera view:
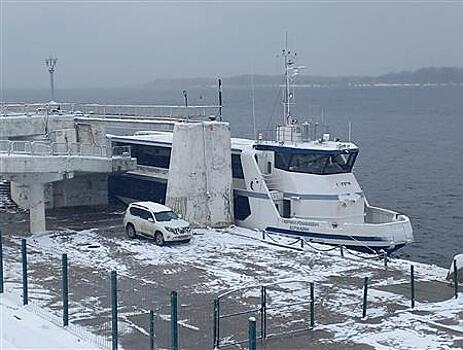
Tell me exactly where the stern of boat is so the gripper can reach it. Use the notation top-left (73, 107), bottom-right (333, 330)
top-left (361, 205), bottom-right (414, 249)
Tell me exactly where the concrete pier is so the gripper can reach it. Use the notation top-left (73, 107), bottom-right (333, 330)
top-left (0, 143), bottom-right (136, 233)
top-left (166, 121), bottom-right (234, 227)
top-left (0, 102), bottom-right (224, 230)
top-left (29, 182), bottom-right (45, 233)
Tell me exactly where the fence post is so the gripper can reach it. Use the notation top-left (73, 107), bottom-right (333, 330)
top-left (260, 286), bottom-right (267, 340)
top-left (300, 239), bottom-right (304, 249)
top-left (248, 317), bottom-right (256, 350)
top-left (340, 246), bottom-right (344, 257)
top-left (411, 265), bottom-right (415, 308)
top-left (110, 271), bottom-right (118, 350)
top-left (362, 277), bottom-right (368, 318)
top-left (0, 229), bottom-right (3, 294)
top-left (21, 239), bottom-right (28, 305)
top-left (310, 282), bottom-right (315, 328)
top-left (213, 298), bottom-right (219, 348)
top-left (149, 310), bottom-right (155, 350)
top-left (454, 259), bottom-right (459, 299)
top-left (62, 253), bottom-right (69, 326)
top-left (383, 251), bottom-right (388, 269)
top-left (171, 291), bottom-right (178, 350)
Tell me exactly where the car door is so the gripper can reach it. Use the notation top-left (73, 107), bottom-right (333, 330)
top-left (129, 207), bottom-right (145, 233)
top-left (139, 208), bottom-right (155, 237)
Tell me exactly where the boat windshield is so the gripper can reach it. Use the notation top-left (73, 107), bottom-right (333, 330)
top-left (154, 211), bottom-right (179, 222)
top-left (275, 149), bottom-right (358, 175)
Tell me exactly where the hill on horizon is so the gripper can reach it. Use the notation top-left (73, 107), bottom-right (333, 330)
top-left (143, 67), bottom-right (463, 88)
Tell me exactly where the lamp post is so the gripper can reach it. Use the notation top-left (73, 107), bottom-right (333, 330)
top-left (182, 90), bottom-right (188, 121)
top-left (45, 57), bottom-right (58, 101)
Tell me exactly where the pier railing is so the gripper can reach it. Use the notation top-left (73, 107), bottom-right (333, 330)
top-left (0, 102), bottom-right (222, 120)
top-left (0, 140), bottom-right (131, 159)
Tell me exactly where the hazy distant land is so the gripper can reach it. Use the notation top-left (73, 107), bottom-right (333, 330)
top-left (144, 67), bottom-right (463, 88)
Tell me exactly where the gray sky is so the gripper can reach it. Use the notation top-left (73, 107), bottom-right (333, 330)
top-left (2, 1), bottom-right (463, 88)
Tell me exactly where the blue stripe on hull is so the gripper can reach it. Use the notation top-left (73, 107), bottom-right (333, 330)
top-left (266, 226), bottom-right (384, 242)
top-left (265, 226), bottom-right (405, 254)
top-left (348, 243), bottom-right (406, 254)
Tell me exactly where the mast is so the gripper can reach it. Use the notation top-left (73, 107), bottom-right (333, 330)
top-left (283, 32), bottom-right (290, 126)
top-left (281, 33), bottom-right (303, 126)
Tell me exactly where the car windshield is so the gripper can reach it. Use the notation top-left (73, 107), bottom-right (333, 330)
top-left (154, 211), bottom-right (179, 222)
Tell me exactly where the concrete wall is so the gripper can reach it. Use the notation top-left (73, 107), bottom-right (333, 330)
top-left (166, 121), bottom-right (233, 227)
top-left (0, 115), bottom-right (75, 139)
top-left (51, 128), bottom-right (78, 144)
top-left (10, 174), bottom-right (108, 209)
top-left (10, 182), bottom-right (53, 209)
top-left (52, 174), bottom-right (108, 207)
top-left (76, 123), bottom-right (107, 145)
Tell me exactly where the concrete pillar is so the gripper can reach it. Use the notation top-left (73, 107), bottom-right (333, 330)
top-left (29, 183), bottom-right (46, 233)
top-left (166, 121), bottom-right (233, 227)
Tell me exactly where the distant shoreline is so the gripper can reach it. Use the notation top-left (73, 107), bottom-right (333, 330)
top-left (6, 67), bottom-right (463, 91)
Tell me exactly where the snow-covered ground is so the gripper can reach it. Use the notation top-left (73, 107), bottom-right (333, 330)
top-left (1, 209), bottom-right (463, 349)
top-left (1, 292), bottom-right (96, 349)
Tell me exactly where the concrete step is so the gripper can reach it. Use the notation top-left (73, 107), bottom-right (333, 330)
top-left (0, 180), bottom-right (21, 211)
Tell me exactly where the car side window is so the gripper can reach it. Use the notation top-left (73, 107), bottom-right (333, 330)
top-left (139, 209), bottom-right (154, 221)
top-left (130, 207), bottom-right (153, 221)
top-left (130, 207), bottom-right (140, 217)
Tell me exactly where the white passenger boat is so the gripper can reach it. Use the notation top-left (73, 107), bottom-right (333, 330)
top-left (109, 43), bottom-right (414, 253)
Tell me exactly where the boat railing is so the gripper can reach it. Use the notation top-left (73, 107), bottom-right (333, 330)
top-left (364, 205), bottom-right (401, 224)
top-left (255, 129), bottom-right (277, 143)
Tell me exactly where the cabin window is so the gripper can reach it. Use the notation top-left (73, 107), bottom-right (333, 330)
top-left (282, 200), bottom-right (291, 218)
top-left (113, 142), bottom-right (171, 169)
top-left (231, 154), bottom-right (245, 179)
top-left (267, 161), bottom-right (272, 174)
top-left (109, 175), bottom-right (167, 204)
top-left (274, 150), bottom-right (358, 175)
top-left (234, 194), bottom-right (251, 220)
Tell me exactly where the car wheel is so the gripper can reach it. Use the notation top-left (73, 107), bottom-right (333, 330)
top-left (126, 224), bottom-right (136, 239)
top-left (154, 231), bottom-right (165, 246)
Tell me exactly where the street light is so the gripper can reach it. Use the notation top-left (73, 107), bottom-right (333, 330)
top-left (45, 57), bottom-right (58, 101)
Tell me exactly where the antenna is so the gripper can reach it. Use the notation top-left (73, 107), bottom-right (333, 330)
top-left (251, 71), bottom-right (257, 139)
top-left (218, 78), bottom-right (223, 121)
top-left (45, 57), bottom-right (58, 101)
top-left (281, 33), bottom-right (305, 126)
top-left (283, 32), bottom-right (290, 125)
top-left (348, 120), bottom-right (352, 144)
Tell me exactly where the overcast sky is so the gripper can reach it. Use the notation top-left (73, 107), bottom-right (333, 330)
top-left (1, 1), bottom-right (463, 88)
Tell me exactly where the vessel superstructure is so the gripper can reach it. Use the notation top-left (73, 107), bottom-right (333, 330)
top-left (108, 39), bottom-right (414, 253)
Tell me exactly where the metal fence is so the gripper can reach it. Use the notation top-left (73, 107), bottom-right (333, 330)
top-left (0, 230), bottom-right (460, 350)
top-left (0, 140), bottom-right (132, 159)
top-left (0, 102), bottom-right (222, 120)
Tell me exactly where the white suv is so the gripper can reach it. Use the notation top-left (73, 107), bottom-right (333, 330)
top-left (123, 202), bottom-right (192, 245)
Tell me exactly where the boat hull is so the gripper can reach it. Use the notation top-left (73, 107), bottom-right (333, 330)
top-left (264, 226), bottom-right (409, 254)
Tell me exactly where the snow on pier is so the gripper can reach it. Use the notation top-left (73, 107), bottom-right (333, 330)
top-left (0, 206), bottom-right (462, 349)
